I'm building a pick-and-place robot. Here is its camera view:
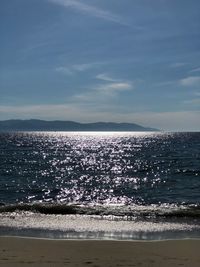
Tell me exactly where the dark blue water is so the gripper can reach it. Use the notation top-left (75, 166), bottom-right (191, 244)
top-left (0, 131), bottom-right (200, 240)
top-left (0, 131), bottom-right (199, 217)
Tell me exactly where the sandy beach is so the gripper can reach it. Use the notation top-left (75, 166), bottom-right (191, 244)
top-left (0, 237), bottom-right (199, 267)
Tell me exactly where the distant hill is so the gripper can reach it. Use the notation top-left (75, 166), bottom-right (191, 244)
top-left (0, 119), bottom-right (159, 132)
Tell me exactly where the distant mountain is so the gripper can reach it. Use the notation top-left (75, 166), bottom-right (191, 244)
top-left (0, 119), bottom-right (159, 132)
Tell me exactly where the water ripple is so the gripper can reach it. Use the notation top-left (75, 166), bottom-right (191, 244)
top-left (0, 132), bottom-right (199, 205)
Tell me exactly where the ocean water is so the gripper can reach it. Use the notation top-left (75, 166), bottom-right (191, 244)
top-left (0, 131), bottom-right (200, 240)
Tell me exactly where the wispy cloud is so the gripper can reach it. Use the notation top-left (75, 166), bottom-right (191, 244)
top-left (180, 76), bottom-right (200, 86)
top-left (189, 67), bottom-right (200, 73)
top-left (73, 79), bottom-right (132, 103)
top-left (95, 74), bottom-right (132, 94)
top-left (183, 98), bottom-right (200, 105)
top-left (56, 62), bottom-right (105, 75)
top-left (56, 66), bottom-right (74, 75)
top-left (155, 80), bottom-right (176, 87)
top-left (97, 82), bottom-right (132, 93)
top-left (194, 92), bottom-right (200, 96)
top-left (72, 63), bottom-right (96, 72)
top-left (170, 62), bottom-right (187, 68)
top-left (48, 0), bottom-right (129, 26)
top-left (96, 73), bottom-right (120, 82)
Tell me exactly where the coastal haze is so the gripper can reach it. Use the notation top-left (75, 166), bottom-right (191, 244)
top-left (0, 119), bottom-right (158, 131)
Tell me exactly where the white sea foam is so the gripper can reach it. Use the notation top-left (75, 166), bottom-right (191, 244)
top-left (0, 212), bottom-right (199, 232)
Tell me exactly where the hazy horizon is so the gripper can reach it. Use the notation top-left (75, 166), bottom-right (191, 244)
top-left (1, 0), bottom-right (200, 131)
top-left (1, 118), bottom-right (200, 132)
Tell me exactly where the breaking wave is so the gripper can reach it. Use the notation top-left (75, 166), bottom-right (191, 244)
top-left (0, 203), bottom-right (200, 219)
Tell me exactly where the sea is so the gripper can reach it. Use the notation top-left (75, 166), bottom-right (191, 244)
top-left (0, 131), bottom-right (199, 240)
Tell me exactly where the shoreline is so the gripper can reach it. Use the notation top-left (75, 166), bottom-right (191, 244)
top-left (1, 211), bottom-right (199, 241)
top-left (1, 234), bottom-right (200, 242)
top-left (0, 237), bottom-right (200, 267)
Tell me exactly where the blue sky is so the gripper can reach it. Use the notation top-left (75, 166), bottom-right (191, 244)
top-left (0, 0), bottom-right (200, 131)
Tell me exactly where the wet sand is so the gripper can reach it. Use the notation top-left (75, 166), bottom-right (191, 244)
top-left (0, 237), bottom-right (200, 267)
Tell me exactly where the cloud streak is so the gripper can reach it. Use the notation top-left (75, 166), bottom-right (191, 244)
top-left (170, 62), bottom-right (187, 68)
top-left (73, 73), bottom-right (133, 103)
top-left (183, 98), bottom-right (200, 105)
top-left (96, 73), bottom-right (121, 82)
top-left (189, 67), bottom-right (200, 73)
top-left (73, 81), bottom-right (132, 103)
top-left (56, 62), bottom-right (106, 75)
top-left (97, 82), bottom-right (132, 93)
top-left (56, 66), bottom-right (74, 75)
top-left (49, 0), bottom-right (129, 26)
top-left (180, 76), bottom-right (200, 86)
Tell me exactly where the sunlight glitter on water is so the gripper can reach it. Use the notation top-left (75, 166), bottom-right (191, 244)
top-left (0, 131), bottom-right (199, 206)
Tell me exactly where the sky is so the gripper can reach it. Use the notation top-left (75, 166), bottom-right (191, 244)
top-left (0, 0), bottom-right (200, 131)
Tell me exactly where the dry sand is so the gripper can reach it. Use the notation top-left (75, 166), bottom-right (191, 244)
top-left (0, 237), bottom-right (200, 267)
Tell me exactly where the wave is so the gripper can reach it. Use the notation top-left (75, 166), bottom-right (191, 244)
top-left (0, 203), bottom-right (200, 219)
